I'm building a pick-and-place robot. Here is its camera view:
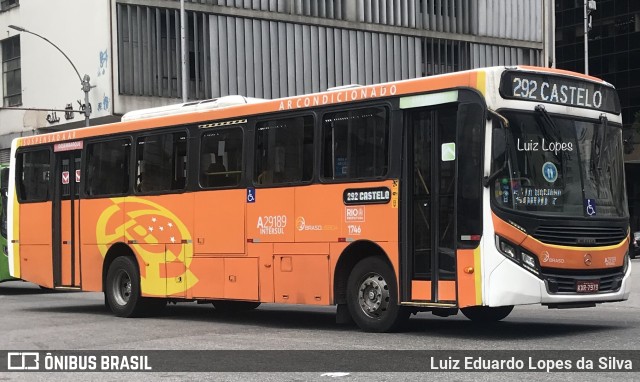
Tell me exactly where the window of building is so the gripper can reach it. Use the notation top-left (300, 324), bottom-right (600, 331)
top-left (16, 149), bottom-right (50, 202)
top-left (135, 132), bottom-right (187, 193)
top-left (322, 107), bottom-right (389, 181)
top-left (116, 5), bottom-right (207, 100)
top-left (85, 139), bottom-right (131, 196)
top-left (254, 115), bottom-right (314, 186)
top-left (2, 36), bottom-right (21, 107)
top-left (200, 127), bottom-right (243, 188)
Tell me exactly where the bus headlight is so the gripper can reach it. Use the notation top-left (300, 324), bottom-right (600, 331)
top-left (496, 237), bottom-right (517, 259)
top-left (496, 235), bottom-right (540, 276)
top-left (521, 251), bottom-right (539, 275)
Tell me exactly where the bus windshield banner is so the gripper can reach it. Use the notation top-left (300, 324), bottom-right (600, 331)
top-left (499, 71), bottom-right (621, 114)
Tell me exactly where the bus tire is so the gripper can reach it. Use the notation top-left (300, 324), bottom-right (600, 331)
top-left (213, 301), bottom-right (261, 313)
top-left (105, 256), bottom-right (147, 317)
top-left (461, 305), bottom-right (514, 322)
top-left (346, 257), bottom-right (409, 332)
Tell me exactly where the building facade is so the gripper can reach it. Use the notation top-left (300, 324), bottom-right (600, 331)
top-left (556, 0), bottom-right (640, 131)
top-left (0, 0), bottom-right (554, 162)
top-left (555, 0), bottom-right (640, 231)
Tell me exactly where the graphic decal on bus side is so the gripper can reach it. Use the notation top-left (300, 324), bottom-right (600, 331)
top-left (96, 197), bottom-right (197, 296)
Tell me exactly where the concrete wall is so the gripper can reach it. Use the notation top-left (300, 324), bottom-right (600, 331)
top-left (0, 0), bottom-right (113, 134)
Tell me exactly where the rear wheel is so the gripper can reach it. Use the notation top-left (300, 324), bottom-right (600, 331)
top-left (346, 257), bottom-right (409, 332)
top-left (106, 256), bottom-right (166, 317)
top-left (461, 305), bottom-right (513, 322)
top-left (212, 301), bottom-right (261, 313)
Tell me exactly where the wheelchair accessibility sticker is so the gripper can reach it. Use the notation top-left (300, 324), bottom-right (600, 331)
top-left (247, 188), bottom-right (255, 203)
top-left (585, 198), bottom-right (596, 216)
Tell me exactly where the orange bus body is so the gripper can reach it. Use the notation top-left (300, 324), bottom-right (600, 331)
top-left (12, 70), bottom-right (482, 305)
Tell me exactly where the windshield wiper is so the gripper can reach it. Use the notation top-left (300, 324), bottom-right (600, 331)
top-left (595, 114), bottom-right (608, 170)
top-left (591, 114), bottom-right (608, 186)
top-left (534, 104), bottom-right (560, 147)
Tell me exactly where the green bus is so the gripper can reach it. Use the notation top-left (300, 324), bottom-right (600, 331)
top-left (0, 166), bottom-right (14, 282)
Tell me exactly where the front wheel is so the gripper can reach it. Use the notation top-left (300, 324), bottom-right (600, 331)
top-left (461, 305), bottom-right (514, 322)
top-left (346, 257), bottom-right (409, 332)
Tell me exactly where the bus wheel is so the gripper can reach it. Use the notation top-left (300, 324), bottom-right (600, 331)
top-left (461, 305), bottom-right (514, 322)
top-left (106, 256), bottom-right (146, 317)
top-left (213, 301), bottom-right (261, 313)
top-left (346, 257), bottom-right (409, 332)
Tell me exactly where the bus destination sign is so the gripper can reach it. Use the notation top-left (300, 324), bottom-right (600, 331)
top-left (343, 187), bottom-right (391, 205)
top-left (499, 71), bottom-right (621, 114)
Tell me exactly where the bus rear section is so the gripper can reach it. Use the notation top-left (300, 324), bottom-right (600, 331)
top-left (0, 166), bottom-right (13, 282)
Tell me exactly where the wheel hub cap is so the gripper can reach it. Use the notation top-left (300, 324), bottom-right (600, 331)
top-left (358, 273), bottom-right (390, 319)
top-left (112, 270), bottom-right (132, 306)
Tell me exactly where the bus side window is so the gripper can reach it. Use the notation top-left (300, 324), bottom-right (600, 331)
top-left (85, 139), bottom-right (131, 197)
top-left (199, 127), bottom-right (243, 188)
top-left (254, 115), bottom-right (313, 186)
top-left (322, 106), bottom-right (389, 181)
top-left (0, 167), bottom-right (8, 238)
top-left (16, 149), bottom-right (51, 202)
top-left (135, 131), bottom-right (187, 194)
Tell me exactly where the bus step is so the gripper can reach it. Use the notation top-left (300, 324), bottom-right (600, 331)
top-left (400, 302), bottom-right (457, 308)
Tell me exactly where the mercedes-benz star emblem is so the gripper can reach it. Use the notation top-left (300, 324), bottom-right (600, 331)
top-left (584, 253), bottom-right (593, 266)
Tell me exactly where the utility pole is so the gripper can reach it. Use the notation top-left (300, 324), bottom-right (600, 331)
top-left (9, 25), bottom-right (93, 127)
top-left (181, 0), bottom-right (187, 102)
top-left (584, 1), bottom-right (597, 75)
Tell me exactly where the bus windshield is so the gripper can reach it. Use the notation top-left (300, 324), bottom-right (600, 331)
top-left (492, 110), bottom-right (628, 218)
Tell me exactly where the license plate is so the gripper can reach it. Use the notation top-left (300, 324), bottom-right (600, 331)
top-left (576, 280), bottom-right (599, 293)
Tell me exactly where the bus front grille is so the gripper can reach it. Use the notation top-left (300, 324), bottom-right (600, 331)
top-left (541, 267), bottom-right (624, 294)
top-left (533, 225), bottom-right (626, 247)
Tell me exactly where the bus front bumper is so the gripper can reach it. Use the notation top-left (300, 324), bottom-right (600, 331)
top-left (486, 258), bottom-right (631, 307)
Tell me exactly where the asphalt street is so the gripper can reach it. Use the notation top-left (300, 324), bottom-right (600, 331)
top-left (1, 259), bottom-right (639, 381)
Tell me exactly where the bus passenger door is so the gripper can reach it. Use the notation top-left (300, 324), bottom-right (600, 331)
top-left (404, 104), bottom-right (458, 304)
top-left (53, 150), bottom-right (82, 288)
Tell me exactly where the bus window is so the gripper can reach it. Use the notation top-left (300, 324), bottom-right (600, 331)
top-left (85, 139), bottom-right (131, 196)
top-left (1, 167), bottom-right (8, 239)
top-left (200, 127), bottom-right (243, 188)
top-left (16, 149), bottom-right (51, 202)
top-left (254, 115), bottom-right (313, 186)
top-left (322, 106), bottom-right (389, 181)
top-left (135, 132), bottom-right (187, 193)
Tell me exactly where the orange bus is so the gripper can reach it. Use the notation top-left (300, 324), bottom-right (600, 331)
top-left (8, 66), bottom-right (630, 332)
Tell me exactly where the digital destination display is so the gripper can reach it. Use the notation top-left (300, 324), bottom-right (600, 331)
top-left (499, 71), bottom-right (621, 114)
top-left (343, 187), bottom-right (391, 205)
